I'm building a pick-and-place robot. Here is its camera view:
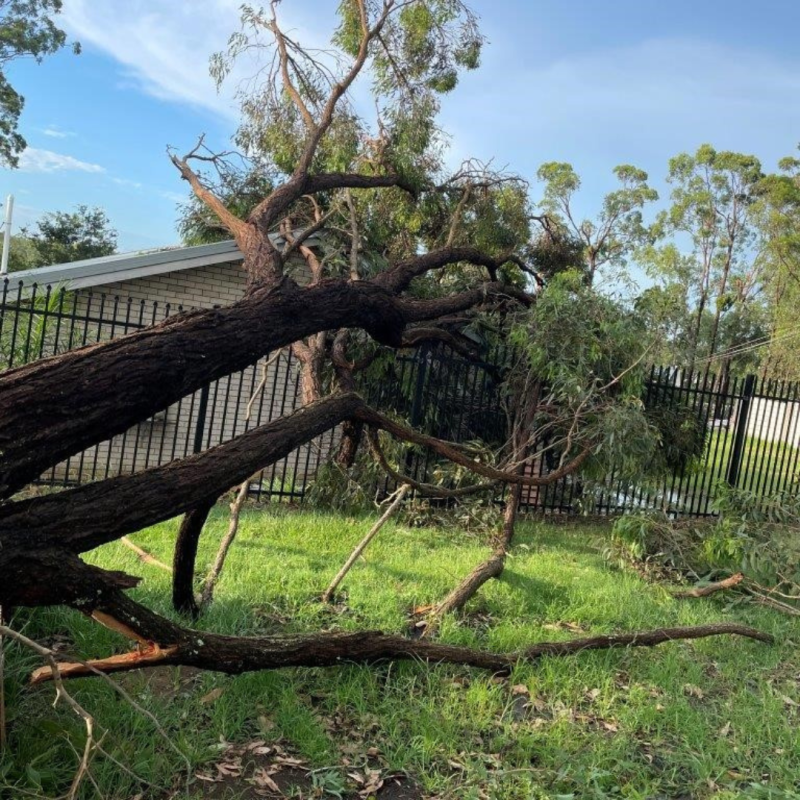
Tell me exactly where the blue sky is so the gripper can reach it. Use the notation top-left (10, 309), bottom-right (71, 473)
top-left (2, 0), bottom-right (800, 252)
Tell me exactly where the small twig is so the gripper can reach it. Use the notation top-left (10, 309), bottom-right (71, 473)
top-left (246, 350), bottom-right (282, 422)
top-left (746, 590), bottom-right (800, 617)
top-left (17, 622), bottom-right (192, 794)
top-left (120, 537), bottom-right (172, 573)
top-left (672, 572), bottom-right (744, 599)
top-left (200, 479), bottom-right (251, 609)
top-left (0, 624), bottom-right (95, 800)
top-left (322, 484), bottom-right (411, 603)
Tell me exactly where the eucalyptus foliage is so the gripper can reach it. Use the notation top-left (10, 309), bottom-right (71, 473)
top-left (0, 0), bottom-right (77, 167)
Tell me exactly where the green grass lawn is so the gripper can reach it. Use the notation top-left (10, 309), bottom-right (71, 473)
top-left (2, 506), bottom-right (800, 799)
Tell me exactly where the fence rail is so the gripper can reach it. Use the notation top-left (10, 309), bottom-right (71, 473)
top-left (2, 279), bottom-right (799, 517)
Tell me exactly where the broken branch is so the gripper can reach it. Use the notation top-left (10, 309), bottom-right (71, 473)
top-left (672, 573), bottom-right (744, 599)
top-left (322, 483), bottom-right (411, 603)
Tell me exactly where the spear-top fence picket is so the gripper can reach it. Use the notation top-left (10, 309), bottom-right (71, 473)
top-left (2, 279), bottom-right (799, 517)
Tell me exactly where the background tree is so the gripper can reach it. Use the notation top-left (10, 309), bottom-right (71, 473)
top-left (0, 0), bottom-right (78, 167)
top-left (534, 162), bottom-right (657, 286)
top-left (645, 145), bottom-right (764, 375)
top-left (753, 148), bottom-right (800, 381)
top-left (8, 205), bottom-right (117, 270)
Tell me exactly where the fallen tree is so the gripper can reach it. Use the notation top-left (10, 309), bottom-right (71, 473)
top-left (0, 0), bottom-right (773, 687)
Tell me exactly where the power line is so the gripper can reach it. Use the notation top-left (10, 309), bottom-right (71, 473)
top-left (693, 324), bottom-right (800, 367)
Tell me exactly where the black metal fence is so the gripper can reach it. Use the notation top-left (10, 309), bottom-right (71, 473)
top-left (2, 279), bottom-right (799, 516)
top-left (526, 367), bottom-right (800, 517)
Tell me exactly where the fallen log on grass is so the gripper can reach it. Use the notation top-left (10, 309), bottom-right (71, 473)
top-left (29, 589), bottom-right (773, 684)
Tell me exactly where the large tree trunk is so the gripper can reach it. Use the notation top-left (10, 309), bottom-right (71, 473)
top-left (0, 277), bottom-right (522, 500)
top-left (0, 393), bottom-right (366, 599)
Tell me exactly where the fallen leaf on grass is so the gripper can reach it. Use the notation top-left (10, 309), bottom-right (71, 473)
top-left (250, 767), bottom-right (281, 792)
top-left (275, 754), bottom-right (306, 767)
top-left (542, 620), bottom-right (586, 633)
top-left (216, 760), bottom-right (243, 778)
top-left (200, 687), bottom-right (224, 705)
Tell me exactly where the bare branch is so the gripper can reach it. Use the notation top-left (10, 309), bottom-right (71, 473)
top-left (357, 404), bottom-right (593, 487)
top-left (377, 246), bottom-right (530, 294)
top-left (169, 139), bottom-right (250, 244)
top-left (322, 483), bottom-right (411, 602)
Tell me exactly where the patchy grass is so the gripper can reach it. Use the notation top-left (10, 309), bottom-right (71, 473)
top-left (2, 506), bottom-right (800, 799)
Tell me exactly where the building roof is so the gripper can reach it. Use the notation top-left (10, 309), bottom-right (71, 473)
top-left (5, 240), bottom-right (245, 291)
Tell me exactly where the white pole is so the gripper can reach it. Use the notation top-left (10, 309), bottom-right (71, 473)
top-left (0, 195), bottom-right (14, 276)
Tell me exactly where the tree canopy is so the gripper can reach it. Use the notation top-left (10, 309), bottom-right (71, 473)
top-left (0, 0), bottom-right (77, 167)
top-left (7, 205), bottom-right (117, 270)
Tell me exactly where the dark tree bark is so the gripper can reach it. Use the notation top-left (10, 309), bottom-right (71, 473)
top-left (172, 501), bottom-right (215, 617)
top-left (335, 420), bottom-right (364, 468)
top-left (30, 576), bottom-right (773, 682)
top-left (0, 277), bottom-right (526, 500)
top-left (0, 393), bottom-right (365, 566)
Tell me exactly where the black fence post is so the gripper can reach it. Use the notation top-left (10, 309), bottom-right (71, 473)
top-left (409, 345), bottom-right (429, 428)
top-left (402, 345), bottom-right (429, 481)
top-left (726, 373), bottom-right (756, 488)
top-left (193, 383), bottom-right (211, 454)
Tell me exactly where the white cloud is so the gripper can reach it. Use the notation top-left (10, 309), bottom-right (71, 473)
top-left (60, 0), bottom-right (247, 119)
top-left (41, 126), bottom-right (75, 139)
top-left (18, 148), bottom-right (106, 174)
top-left (112, 177), bottom-right (143, 189)
top-left (159, 190), bottom-right (187, 204)
top-left (59, 1), bottom-right (341, 119)
top-left (441, 37), bottom-right (800, 182)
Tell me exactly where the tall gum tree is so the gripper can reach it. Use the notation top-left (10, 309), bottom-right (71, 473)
top-left (534, 161), bottom-right (657, 286)
top-left (644, 145), bottom-right (764, 375)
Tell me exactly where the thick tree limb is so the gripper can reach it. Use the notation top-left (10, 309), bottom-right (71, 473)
top-left (0, 278), bottom-right (526, 499)
top-left (304, 172), bottom-right (418, 197)
top-left (0, 392), bottom-right (588, 570)
top-left (377, 246), bottom-right (522, 294)
top-left (172, 501), bottom-right (215, 617)
top-left (401, 327), bottom-right (481, 361)
top-left (396, 282), bottom-right (532, 323)
top-left (0, 393), bottom-right (364, 561)
top-left (29, 588), bottom-right (774, 681)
